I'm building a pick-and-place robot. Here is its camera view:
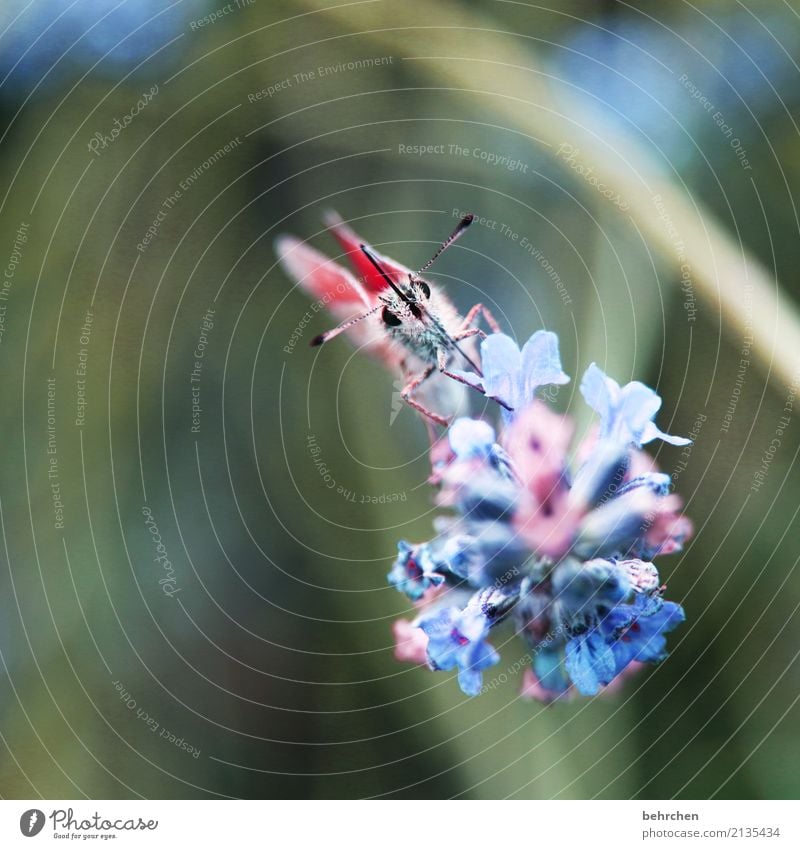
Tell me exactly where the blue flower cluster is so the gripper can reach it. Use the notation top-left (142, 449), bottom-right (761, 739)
top-left (390, 332), bottom-right (691, 699)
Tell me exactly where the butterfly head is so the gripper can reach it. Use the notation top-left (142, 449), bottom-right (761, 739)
top-left (379, 276), bottom-right (432, 328)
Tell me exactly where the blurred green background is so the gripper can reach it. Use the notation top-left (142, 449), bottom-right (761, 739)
top-left (1, 0), bottom-right (799, 799)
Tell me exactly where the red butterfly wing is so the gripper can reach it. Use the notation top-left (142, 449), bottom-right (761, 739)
top-left (275, 233), bottom-right (400, 365)
top-left (274, 235), bottom-right (373, 317)
top-left (323, 210), bottom-right (412, 293)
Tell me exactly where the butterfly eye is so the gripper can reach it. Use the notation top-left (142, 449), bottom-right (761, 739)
top-left (382, 307), bottom-right (402, 327)
top-left (418, 281), bottom-right (431, 299)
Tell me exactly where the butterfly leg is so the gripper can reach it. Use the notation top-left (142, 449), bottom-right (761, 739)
top-left (437, 348), bottom-right (485, 393)
top-left (452, 327), bottom-right (482, 343)
top-left (459, 303), bottom-right (502, 334)
top-left (437, 350), bottom-right (513, 413)
top-left (401, 365), bottom-right (449, 427)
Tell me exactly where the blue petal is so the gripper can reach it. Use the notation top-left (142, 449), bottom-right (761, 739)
top-left (387, 541), bottom-right (444, 600)
top-left (580, 364), bottom-right (690, 447)
top-left (608, 636), bottom-right (639, 673)
top-left (520, 330), bottom-right (570, 403)
top-left (533, 648), bottom-right (570, 692)
top-left (449, 418), bottom-right (496, 458)
top-left (459, 640), bottom-right (500, 696)
top-left (457, 666), bottom-right (484, 697)
top-left (580, 363), bottom-right (617, 431)
top-left (430, 535), bottom-right (472, 580)
top-left (418, 602), bottom-right (499, 694)
top-left (617, 472), bottom-right (672, 497)
top-left (565, 631), bottom-right (617, 695)
top-left (471, 639), bottom-right (501, 672)
top-left (616, 381), bottom-right (662, 443)
top-left (641, 420), bottom-right (692, 447)
top-left (450, 469), bottom-right (518, 521)
top-left (603, 598), bottom-right (685, 671)
top-left (569, 441), bottom-right (629, 508)
top-left (480, 333), bottom-right (523, 408)
top-left (552, 557), bottom-right (632, 617)
top-left (574, 487), bottom-right (660, 559)
top-left (657, 600), bottom-right (686, 630)
top-left (419, 610), bottom-right (461, 671)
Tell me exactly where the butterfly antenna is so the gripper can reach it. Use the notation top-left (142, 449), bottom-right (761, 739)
top-left (360, 245), bottom-right (413, 305)
top-left (445, 332), bottom-right (483, 377)
top-left (412, 214), bottom-right (482, 375)
top-left (310, 303), bottom-right (382, 347)
top-left (415, 213), bottom-right (474, 276)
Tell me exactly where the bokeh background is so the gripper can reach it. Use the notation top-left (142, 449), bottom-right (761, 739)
top-left (1, 0), bottom-right (799, 799)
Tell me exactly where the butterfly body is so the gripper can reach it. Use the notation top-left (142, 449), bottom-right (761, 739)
top-left (275, 212), bottom-right (498, 425)
top-left (377, 278), bottom-right (467, 365)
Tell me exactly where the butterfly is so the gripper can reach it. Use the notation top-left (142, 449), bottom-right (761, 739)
top-left (275, 212), bottom-right (504, 427)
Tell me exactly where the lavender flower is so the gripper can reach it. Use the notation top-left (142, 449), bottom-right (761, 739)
top-left (387, 541), bottom-right (446, 601)
top-left (580, 363), bottom-right (691, 447)
top-left (419, 599), bottom-right (501, 697)
top-left (452, 331), bottom-right (569, 422)
top-left (388, 332), bottom-right (692, 699)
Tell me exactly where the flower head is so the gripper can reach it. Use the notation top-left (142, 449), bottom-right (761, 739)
top-left (580, 363), bottom-right (691, 447)
top-left (418, 598), bottom-right (501, 696)
top-left (452, 330), bottom-right (569, 421)
top-left (482, 331), bottom-right (570, 415)
top-left (390, 332), bottom-right (691, 699)
top-left (387, 541), bottom-right (446, 601)
top-left (600, 593), bottom-right (686, 669)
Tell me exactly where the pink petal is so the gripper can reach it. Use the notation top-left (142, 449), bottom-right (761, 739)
top-left (428, 435), bottom-right (455, 485)
top-left (392, 619), bottom-right (429, 665)
top-left (645, 494), bottom-right (694, 555)
top-left (503, 401), bottom-right (574, 481)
